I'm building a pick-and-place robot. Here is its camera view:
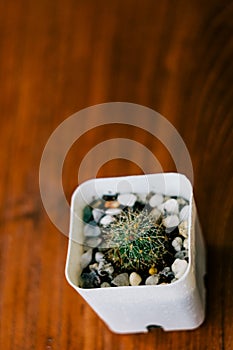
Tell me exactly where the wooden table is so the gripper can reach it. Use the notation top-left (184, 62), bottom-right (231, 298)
top-left (0, 1), bottom-right (232, 349)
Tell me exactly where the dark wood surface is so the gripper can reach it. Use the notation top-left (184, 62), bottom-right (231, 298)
top-left (0, 1), bottom-right (233, 349)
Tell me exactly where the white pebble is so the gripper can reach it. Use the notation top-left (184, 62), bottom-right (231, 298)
top-left (183, 238), bottom-right (189, 249)
top-left (84, 223), bottom-right (101, 237)
top-left (92, 208), bottom-right (104, 222)
top-left (179, 205), bottom-right (190, 221)
top-left (149, 193), bottom-right (164, 207)
top-left (117, 193), bottom-right (137, 207)
top-left (172, 237), bottom-right (183, 251)
top-left (163, 215), bottom-right (179, 228)
top-left (98, 261), bottom-right (114, 275)
top-left (145, 274), bottom-right (159, 285)
top-left (172, 258), bottom-right (188, 279)
top-left (80, 249), bottom-right (92, 269)
top-left (129, 272), bottom-right (142, 286)
top-left (100, 215), bottom-right (115, 226)
top-left (105, 208), bottom-right (122, 216)
top-left (95, 251), bottom-right (105, 262)
top-left (178, 221), bottom-right (188, 238)
top-left (112, 273), bottom-right (129, 286)
top-left (163, 198), bottom-right (179, 214)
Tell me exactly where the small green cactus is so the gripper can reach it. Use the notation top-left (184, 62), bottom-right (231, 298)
top-left (102, 209), bottom-right (170, 272)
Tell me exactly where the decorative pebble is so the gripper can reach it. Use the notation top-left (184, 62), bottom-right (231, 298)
top-left (80, 249), bottom-right (93, 269)
top-left (117, 193), bottom-right (137, 207)
top-left (171, 278), bottom-right (178, 283)
top-left (175, 250), bottom-right (189, 260)
top-left (177, 197), bottom-right (188, 207)
top-left (160, 267), bottom-right (170, 275)
top-left (149, 266), bottom-right (158, 275)
top-left (103, 193), bottom-right (118, 201)
top-left (171, 258), bottom-right (188, 279)
top-left (83, 206), bottom-right (93, 223)
top-left (92, 208), bottom-right (104, 223)
top-left (98, 261), bottom-right (114, 276)
top-left (149, 193), bottom-right (164, 207)
top-left (129, 272), bottom-right (142, 286)
top-left (89, 262), bottom-right (98, 271)
top-left (84, 222), bottom-right (101, 237)
top-left (104, 201), bottom-right (120, 209)
top-left (101, 282), bottom-right (111, 288)
top-left (105, 208), bottom-right (122, 216)
top-left (163, 215), bottom-right (179, 228)
top-left (179, 205), bottom-right (190, 221)
top-left (79, 271), bottom-right (101, 288)
top-left (112, 273), bottom-right (129, 286)
top-left (95, 251), bottom-right (105, 262)
top-left (84, 237), bottom-right (102, 248)
top-left (80, 192), bottom-right (191, 288)
top-left (178, 221), bottom-right (188, 238)
top-left (163, 198), bottom-right (179, 214)
top-left (145, 274), bottom-right (159, 285)
top-left (172, 237), bottom-right (183, 251)
top-left (90, 198), bottom-right (103, 208)
top-left (183, 238), bottom-right (189, 249)
top-left (100, 215), bottom-right (115, 226)
top-left (159, 268), bottom-right (174, 283)
top-left (150, 208), bottom-right (161, 221)
top-left (137, 193), bottom-right (147, 204)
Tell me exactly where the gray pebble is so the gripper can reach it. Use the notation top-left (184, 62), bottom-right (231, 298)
top-left (137, 193), bottom-right (147, 204)
top-left (92, 208), bottom-right (105, 223)
top-left (145, 274), bottom-right (159, 285)
top-left (112, 273), bottom-right (129, 286)
top-left (80, 249), bottom-right (93, 269)
top-left (150, 208), bottom-right (161, 221)
top-left (90, 198), bottom-right (104, 208)
top-left (84, 223), bottom-right (101, 237)
top-left (84, 237), bottom-right (102, 248)
top-left (101, 282), bottom-right (111, 288)
top-left (175, 250), bottom-right (189, 260)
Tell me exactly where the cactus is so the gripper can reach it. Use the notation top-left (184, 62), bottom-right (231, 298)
top-left (102, 209), bottom-right (171, 272)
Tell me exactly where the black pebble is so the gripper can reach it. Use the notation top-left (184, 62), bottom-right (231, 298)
top-left (102, 193), bottom-right (118, 201)
top-left (79, 271), bottom-right (101, 289)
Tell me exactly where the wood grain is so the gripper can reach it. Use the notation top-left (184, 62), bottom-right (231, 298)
top-left (0, 0), bottom-right (233, 349)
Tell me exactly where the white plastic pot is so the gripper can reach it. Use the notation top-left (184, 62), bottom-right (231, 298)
top-left (65, 173), bottom-right (206, 334)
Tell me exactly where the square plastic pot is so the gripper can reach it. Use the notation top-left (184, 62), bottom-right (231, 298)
top-left (65, 173), bottom-right (206, 334)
